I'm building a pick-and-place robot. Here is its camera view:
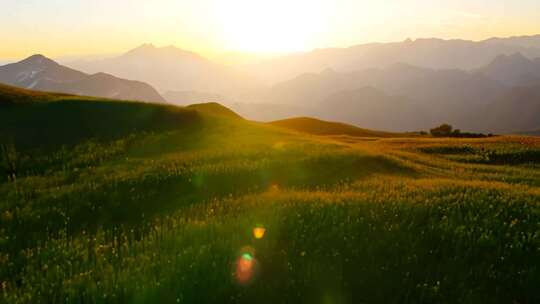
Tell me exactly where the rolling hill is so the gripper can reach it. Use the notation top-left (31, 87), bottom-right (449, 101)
top-left (0, 84), bottom-right (200, 148)
top-left (269, 117), bottom-right (400, 137)
top-left (186, 102), bottom-right (243, 119)
top-left (0, 55), bottom-right (165, 103)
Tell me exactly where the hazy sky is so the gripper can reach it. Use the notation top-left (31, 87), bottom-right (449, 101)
top-left (2, 0), bottom-right (540, 61)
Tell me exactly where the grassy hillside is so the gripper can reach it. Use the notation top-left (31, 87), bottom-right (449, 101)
top-left (269, 117), bottom-right (402, 137)
top-left (0, 83), bottom-right (202, 150)
top-left (0, 83), bottom-right (66, 103)
top-left (1, 87), bottom-right (540, 303)
top-left (186, 102), bottom-right (243, 119)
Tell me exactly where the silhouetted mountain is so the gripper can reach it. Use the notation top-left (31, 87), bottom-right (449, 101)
top-left (256, 64), bottom-right (503, 130)
top-left (480, 85), bottom-right (540, 133)
top-left (69, 44), bottom-right (261, 96)
top-left (249, 35), bottom-right (540, 84)
top-left (484, 35), bottom-right (540, 48)
top-left (9, 35), bottom-right (538, 134)
top-left (476, 53), bottom-right (540, 86)
top-left (0, 55), bottom-right (87, 86)
top-left (315, 87), bottom-right (430, 132)
top-left (0, 55), bottom-right (165, 102)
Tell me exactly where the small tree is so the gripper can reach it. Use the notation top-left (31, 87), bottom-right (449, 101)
top-left (430, 124), bottom-right (453, 137)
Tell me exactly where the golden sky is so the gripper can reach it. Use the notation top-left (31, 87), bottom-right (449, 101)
top-left (2, 0), bottom-right (540, 61)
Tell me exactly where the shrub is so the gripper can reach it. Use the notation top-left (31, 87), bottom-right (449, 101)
top-left (430, 124), bottom-right (453, 137)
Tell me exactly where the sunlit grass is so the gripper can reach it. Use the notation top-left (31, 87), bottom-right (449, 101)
top-left (1, 111), bottom-right (539, 303)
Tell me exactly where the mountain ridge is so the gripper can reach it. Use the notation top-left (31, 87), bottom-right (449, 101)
top-left (68, 44), bottom-right (262, 95)
top-left (476, 53), bottom-right (540, 86)
top-left (248, 34), bottom-right (540, 84)
top-left (0, 55), bottom-right (165, 103)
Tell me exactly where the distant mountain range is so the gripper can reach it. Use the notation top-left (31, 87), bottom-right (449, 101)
top-left (248, 34), bottom-right (540, 84)
top-left (68, 44), bottom-right (261, 96)
top-left (0, 55), bottom-right (165, 103)
top-left (2, 34), bottom-right (540, 134)
top-left (245, 53), bottom-right (540, 133)
top-left (481, 85), bottom-right (540, 133)
top-left (476, 53), bottom-right (540, 87)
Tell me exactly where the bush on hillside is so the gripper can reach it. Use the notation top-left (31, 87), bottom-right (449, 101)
top-left (430, 124), bottom-right (491, 138)
top-left (430, 124), bottom-right (453, 137)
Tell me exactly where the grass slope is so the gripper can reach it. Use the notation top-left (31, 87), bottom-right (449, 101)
top-left (0, 83), bottom-right (203, 149)
top-left (1, 87), bottom-right (540, 303)
top-left (0, 83), bottom-right (68, 104)
top-left (186, 102), bottom-right (243, 119)
top-left (269, 117), bottom-right (403, 137)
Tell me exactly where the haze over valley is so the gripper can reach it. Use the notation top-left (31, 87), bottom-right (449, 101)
top-left (3, 35), bottom-right (540, 133)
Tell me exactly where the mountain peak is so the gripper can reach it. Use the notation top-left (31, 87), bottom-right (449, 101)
top-left (123, 43), bottom-right (157, 56)
top-left (122, 43), bottom-right (202, 60)
top-left (27, 54), bottom-right (47, 60)
top-left (20, 54), bottom-right (57, 67)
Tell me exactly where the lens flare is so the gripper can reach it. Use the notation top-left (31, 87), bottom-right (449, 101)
top-left (234, 247), bottom-right (259, 285)
top-left (253, 227), bottom-right (266, 239)
top-left (235, 254), bottom-right (255, 284)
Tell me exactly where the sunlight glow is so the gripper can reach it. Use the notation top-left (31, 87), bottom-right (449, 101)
top-left (2, 0), bottom-right (540, 59)
top-left (212, 0), bottom-right (329, 53)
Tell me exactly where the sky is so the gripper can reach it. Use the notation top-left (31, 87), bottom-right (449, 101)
top-left (1, 0), bottom-right (540, 62)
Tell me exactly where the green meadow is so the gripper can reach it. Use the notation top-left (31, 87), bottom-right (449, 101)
top-left (1, 85), bottom-right (540, 303)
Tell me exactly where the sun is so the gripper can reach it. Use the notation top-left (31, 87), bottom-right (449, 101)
top-left (211, 0), bottom-right (329, 53)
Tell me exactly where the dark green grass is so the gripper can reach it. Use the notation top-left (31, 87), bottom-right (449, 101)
top-left (418, 141), bottom-right (540, 165)
top-left (0, 99), bottom-right (201, 149)
top-left (1, 88), bottom-right (540, 303)
top-left (3, 179), bottom-right (539, 304)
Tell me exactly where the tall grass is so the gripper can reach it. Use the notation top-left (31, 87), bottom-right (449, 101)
top-left (1, 104), bottom-right (539, 303)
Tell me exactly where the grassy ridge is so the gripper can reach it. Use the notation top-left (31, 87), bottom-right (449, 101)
top-left (269, 117), bottom-right (406, 137)
top-left (0, 84), bottom-right (202, 150)
top-left (1, 87), bottom-right (539, 303)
